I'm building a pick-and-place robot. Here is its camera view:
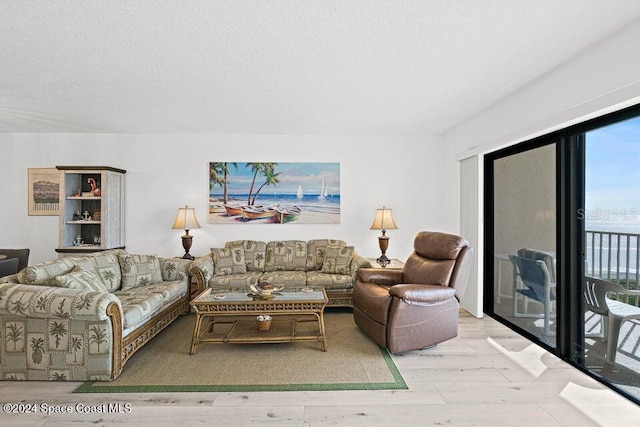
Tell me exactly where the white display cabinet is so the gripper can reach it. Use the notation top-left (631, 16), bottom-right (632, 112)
top-left (56, 166), bottom-right (126, 258)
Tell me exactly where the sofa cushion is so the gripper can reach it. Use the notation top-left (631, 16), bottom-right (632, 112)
top-left (321, 245), bottom-right (354, 275)
top-left (159, 258), bottom-right (190, 282)
top-left (212, 247), bottom-right (247, 276)
top-left (119, 254), bottom-right (163, 290)
top-left (21, 258), bottom-right (75, 286)
top-left (115, 280), bottom-right (188, 335)
top-left (306, 239), bottom-right (346, 271)
top-left (52, 267), bottom-right (110, 292)
top-left (306, 271), bottom-right (353, 290)
top-left (265, 240), bottom-right (307, 272)
top-left (225, 240), bottom-right (267, 272)
top-left (208, 271), bottom-right (262, 289)
top-left (71, 251), bottom-right (122, 292)
top-left (259, 271), bottom-right (307, 288)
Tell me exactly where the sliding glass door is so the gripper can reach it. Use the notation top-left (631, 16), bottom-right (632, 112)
top-left (487, 141), bottom-right (558, 349)
top-left (485, 104), bottom-right (640, 404)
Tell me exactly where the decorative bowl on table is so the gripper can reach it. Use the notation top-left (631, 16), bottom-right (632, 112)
top-left (249, 282), bottom-right (283, 296)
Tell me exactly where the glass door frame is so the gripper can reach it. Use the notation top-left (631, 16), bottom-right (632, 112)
top-left (483, 102), bottom-right (640, 405)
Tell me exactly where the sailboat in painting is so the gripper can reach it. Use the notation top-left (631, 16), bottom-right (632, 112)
top-left (318, 176), bottom-right (328, 200)
top-left (296, 184), bottom-right (304, 199)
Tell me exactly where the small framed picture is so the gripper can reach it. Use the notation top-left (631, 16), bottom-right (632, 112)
top-left (27, 168), bottom-right (60, 216)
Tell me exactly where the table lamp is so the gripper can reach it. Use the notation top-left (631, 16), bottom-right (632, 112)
top-left (370, 206), bottom-right (398, 267)
top-left (172, 205), bottom-right (201, 260)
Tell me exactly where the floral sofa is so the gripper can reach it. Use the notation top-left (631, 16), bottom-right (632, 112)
top-left (0, 249), bottom-right (191, 381)
top-left (189, 239), bottom-right (371, 306)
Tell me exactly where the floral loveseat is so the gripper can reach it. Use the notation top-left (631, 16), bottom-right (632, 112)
top-left (189, 239), bottom-right (371, 306)
top-left (0, 249), bottom-right (190, 381)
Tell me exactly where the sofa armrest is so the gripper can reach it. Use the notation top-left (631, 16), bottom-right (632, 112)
top-left (0, 282), bottom-right (124, 381)
top-left (350, 253), bottom-right (373, 282)
top-left (189, 255), bottom-right (214, 293)
top-left (389, 284), bottom-right (456, 305)
top-left (0, 282), bottom-right (121, 321)
top-left (0, 273), bottom-right (20, 284)
top-left (357, 268), bottom-right (403, 285)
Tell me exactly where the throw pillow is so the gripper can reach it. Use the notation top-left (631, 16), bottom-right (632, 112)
top-left (53, 267), bottom-right (110, 292)
top-left (21, 258), bottom-right (76, 286)
top-left (212, 247), bottom-right (247, 276)
top-left (306, 239), bottom-right (346, 271)
top-left (119, 254), bottom-right (163, 290)
top-left (225, 240), bottom-right (267, 272)
top-left (264, 240), bottom-right (307, 272)
top-left (321, 245), bottom-right (355, 275)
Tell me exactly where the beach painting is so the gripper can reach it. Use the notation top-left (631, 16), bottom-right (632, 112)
top-left (209, 162), bottom-right (340, 224)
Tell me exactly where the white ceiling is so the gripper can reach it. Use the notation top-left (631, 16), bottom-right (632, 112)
top-left (3, 1), bottom-right (640, 135)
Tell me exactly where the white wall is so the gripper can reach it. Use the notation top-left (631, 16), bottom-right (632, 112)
top-left (0, 134), bottom-right (448, 264)
top-left (448, 19), bottom-right (640, 159)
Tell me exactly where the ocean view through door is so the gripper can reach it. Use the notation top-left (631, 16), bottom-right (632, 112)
top-left (582, 115), bottom-right (640, 401)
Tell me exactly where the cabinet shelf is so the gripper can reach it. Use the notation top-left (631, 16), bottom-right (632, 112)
top-left (66, 220), bottom-right (101, 224)
top-left (66, 196), bottom-right (102, 200)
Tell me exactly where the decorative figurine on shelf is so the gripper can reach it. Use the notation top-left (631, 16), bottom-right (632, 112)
top-left (73, 235), bottom-right (83, 246)
top-left (87, 178), bottom-right (101, 196)
top-left (82, 210), bottom-right (90, 221)
top-left (73, 210), bottom-right (80, 221)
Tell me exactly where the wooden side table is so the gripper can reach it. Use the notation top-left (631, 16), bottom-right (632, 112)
top-left (367, 258), bottom-right (405, 270)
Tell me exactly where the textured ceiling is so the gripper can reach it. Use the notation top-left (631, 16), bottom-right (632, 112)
top-left (3, 1), bottom-right (640, 135)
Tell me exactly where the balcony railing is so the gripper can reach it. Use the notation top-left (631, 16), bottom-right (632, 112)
top-left (586, 230), bottom-right (640, 305)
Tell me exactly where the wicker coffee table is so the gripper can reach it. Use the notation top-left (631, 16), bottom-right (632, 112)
top-left (189, 287), bottom-right (328, 354)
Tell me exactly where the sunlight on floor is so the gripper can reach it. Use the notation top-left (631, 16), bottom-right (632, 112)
top-left (487, 337), bottom-right (549, 377)
top-left (560, 382), bottom-right (640, 427)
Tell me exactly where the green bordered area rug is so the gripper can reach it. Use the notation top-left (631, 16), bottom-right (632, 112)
top-left (74, 310), bottom-right (407, 393)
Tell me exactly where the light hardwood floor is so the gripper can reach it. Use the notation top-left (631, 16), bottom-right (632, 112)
top-left (1, 312), bottom-right (640, 426)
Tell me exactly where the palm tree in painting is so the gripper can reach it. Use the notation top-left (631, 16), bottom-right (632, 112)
top-left (251, 166), bottom-right (281, 205)
top-left (221, 162), bottom-right (237, 203)
top-left (210, 163), bottom-right (225, 190)
top-left (210, 162), bottom-right (238, 204)
top-left (245, 163), bottom-right (262, 205)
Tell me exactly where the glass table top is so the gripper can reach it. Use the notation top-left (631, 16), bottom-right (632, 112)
top-left (193, 287), bottom-right (327, 303)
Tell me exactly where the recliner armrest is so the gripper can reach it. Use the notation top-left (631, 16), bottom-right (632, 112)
top-left (389, 284), bottom-right (456, 304)
top-left (357, 268), bottom-right (403, 285)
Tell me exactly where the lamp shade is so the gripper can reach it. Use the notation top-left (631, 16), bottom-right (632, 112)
top-left (369, 207), bottom-right (398, 231)
top-left (172, 205), bottom-right (201, 230)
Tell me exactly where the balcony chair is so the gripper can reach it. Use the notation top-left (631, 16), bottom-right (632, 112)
top-left (584, 275), bottom-right (640, 365)
top-left (352, 231), bottom-right (473, 354)
top-left (0, 258), bottom-right (19, 278)
top-left (510, 253), bottom-right (556, 336)
top-left (0, 248), bottom-right (30, 272)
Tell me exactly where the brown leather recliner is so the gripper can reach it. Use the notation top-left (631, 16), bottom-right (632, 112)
top-left (353, 231), bottom-right (473, 353)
